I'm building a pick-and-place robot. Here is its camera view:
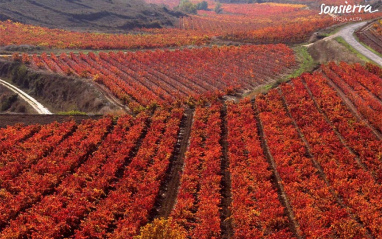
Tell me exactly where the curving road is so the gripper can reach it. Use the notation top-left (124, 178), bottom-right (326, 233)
top-left (0, 79), bottom-right (52, 114)
top-left (336, 21), bottom-right (382, 66)
top-left (311, 20), bottom-right (382, 66)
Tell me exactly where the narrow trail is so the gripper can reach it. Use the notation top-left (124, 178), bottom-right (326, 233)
top-left (253, 101), bottom-right (303, 239)
top-left (219, 104), bottom-right (233, 239)
top-left (152, 109), bottom-right (194, 219)
top-left (0, 79), bottom-right (52, 114)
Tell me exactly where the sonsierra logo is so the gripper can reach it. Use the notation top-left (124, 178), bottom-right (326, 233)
top-left (319, 1), bottom-right (379, 14)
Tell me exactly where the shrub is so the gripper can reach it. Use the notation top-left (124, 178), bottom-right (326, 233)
top-left (214, 2), bottom-right (222, 14)
top-left (134, 218), bottom-right (186, 239)
top-left (196, 1), bottom-right (208, 10)
top-left (178, 0), bottom-right (197, 14)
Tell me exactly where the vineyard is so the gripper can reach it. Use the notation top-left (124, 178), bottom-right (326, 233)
top-left (3, 3), bottom-right (380, 51)
top-left (181, 3), bottom-right (382, 44)
top-left (0, 4), bottom-right (333, 49)
top-left (357, 19), bottom-right (382, 55)
top-left (0, 20), bottom-right (210, 50)
top-left (0, 62), bottom-right (381, 238)
top-left (19, 44), bottom-right (296, 111)
top-left (179, 3), bottom-right (335, 44)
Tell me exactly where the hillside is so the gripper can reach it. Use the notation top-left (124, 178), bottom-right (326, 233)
top-left (0, 85), bottom-right (34, 113)
top-left (0, 62), bottom-right (381, 238)
top-left (0, 0), bottom-right (181, 31)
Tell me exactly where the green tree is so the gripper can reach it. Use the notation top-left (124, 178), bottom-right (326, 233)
top-left (214, 2), bottom-right (222, 13)
top-left (179, 0), bottom-right (197, 14)
top-left (196, 1), bottom-right (208, 10)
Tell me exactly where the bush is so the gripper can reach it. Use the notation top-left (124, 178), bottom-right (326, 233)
top-left (134, 217), bottom-right (186, 239)
top-left (178, 0), bottom-right (197, 14)
top-left (196, 1), bottom-right (208, 10)
top-left (214, 2), bottom-right (222, 14)
top-left (1, 94), bottom-right (18, 111)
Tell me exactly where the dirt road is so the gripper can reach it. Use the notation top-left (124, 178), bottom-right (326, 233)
top-left (308, 21), bottom-right (382, 66)
top-left (0, 79), bottom-right (52, 114)
top-left (336, 21), bottom-right (382, 66)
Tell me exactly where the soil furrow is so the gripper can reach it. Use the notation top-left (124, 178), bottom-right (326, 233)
top-left (151, 108), bottom-right (194, 218)
top-left (321, 70), bottom-right (382, 140)
top-left (220, 104), bottom-right (233, 239)
top-left (252, 100), bottom-right (303, 239)
top-left (300, 78), bottom-right (372, 175)
top-left (278, 87), bottom-right (374, 239)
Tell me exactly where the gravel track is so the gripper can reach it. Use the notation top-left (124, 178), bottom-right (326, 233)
top-left (0, 79), bottom-right (52, 114)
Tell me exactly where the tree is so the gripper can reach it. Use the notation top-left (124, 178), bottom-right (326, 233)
top-left (196, 1), bottom-right (208, 10)
top-left (214, 2), bottom-right (222, 13)
top-left (178, 0), bottom-right (197, 14)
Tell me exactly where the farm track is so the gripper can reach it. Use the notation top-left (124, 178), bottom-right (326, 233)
top-left (253, 101), bottom-right (303, 239)
top-left (219, 104), bottom-right (233, 239)
top-left (0, 78), bottom-right (51, 114)
top-left (90, 81), bottom-right (131, 114)
top-left (337, 21), bottom-right (382, 66)
top-left (149, 108), bottom-right (194, 219)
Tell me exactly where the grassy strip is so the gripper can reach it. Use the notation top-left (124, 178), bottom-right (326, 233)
top-left (57, 110), bottom-right (87, 116)
top-left (282, 46), bottom-right (316, 81)
top-left (334, 36), bottom-right (376, 64)
top-left (244, 46), bottom-right (316, 98)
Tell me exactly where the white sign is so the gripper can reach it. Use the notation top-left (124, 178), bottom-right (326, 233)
top-left (319, 1), bottom-right (379, 15)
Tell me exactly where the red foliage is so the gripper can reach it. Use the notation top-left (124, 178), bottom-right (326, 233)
top-left (322, 62), bottom-right (382, 132)
top-left (24, 45), bottom-right (296, 110)
top-left (257, 89), bottom-right (366, 237)
top-left (281, 76), bottom-right (382, 237)
top-left (1, 115), bottom-right (147, 238)
top-left (226, 100), bottom-right (293, 238)
top-left (73, 108), bottom-right (183, 238)
top-left (0, 20), bottom-right (210, 50)
top-left (304, 70), bottom-right (382, 183)
top-left (0, 121), bottom-right (76, 187)
top-left (0, 118), bottom-right (112, 230)
top-left (171, 103), bottom-right (222, 238)
top-left (0, 63), bottom-right (381, 238)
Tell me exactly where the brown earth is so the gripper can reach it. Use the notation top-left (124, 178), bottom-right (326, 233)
top-left (150, 109), bottom-right (194, 219)
top-left (308, 39), bottom-right (365, 65)
top-left (0, 59), bottom-right (125, 114)
top-left (0, 84), bottom-right (36, 114)
top-left (0, 0), bottom-right (183, 32)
